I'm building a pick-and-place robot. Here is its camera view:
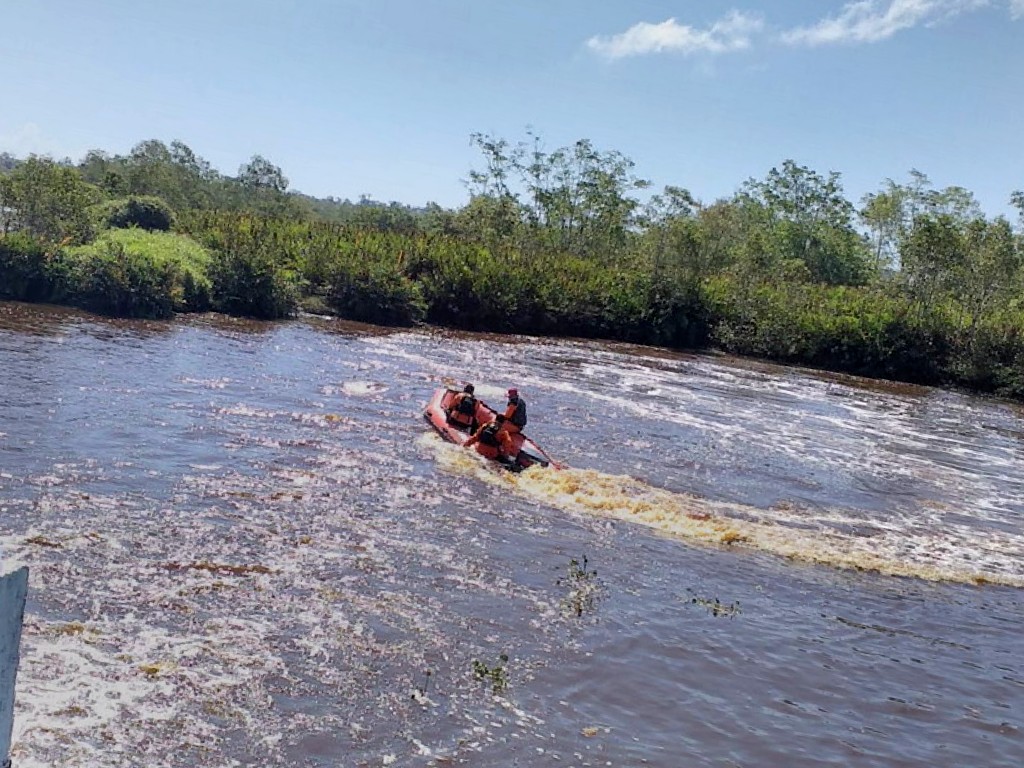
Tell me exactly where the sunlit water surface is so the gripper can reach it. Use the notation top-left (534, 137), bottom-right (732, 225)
top-left (1, 301), bottom-right (1022, 767)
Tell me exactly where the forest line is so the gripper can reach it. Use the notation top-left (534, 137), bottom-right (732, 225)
top-left (2, 134), bottom-right (1024, 397)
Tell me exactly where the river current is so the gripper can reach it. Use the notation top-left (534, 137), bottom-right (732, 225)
top-left (0, 300), bottom-right (1021, 767)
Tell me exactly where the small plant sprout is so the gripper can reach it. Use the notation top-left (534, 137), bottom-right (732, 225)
top-left (557, 554), bottom-right (603, 618)
top-left (472, 653), bottom-right (510, 695)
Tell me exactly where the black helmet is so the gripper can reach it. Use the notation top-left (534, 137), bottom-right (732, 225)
top-left (464, 384), bottom-right (475, 394)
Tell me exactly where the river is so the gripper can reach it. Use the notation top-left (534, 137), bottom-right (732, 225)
top-left (1, 300), bottom-right (1021, 767)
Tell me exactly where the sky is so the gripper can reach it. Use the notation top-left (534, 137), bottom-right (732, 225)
top-left (1, 0), bottom-right (1022, 216)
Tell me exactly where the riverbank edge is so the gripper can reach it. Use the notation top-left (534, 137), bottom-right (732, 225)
top-left (6, 213), bottom-right (1024, 403)
top-left (5, 297), bottom-right (1017, 411)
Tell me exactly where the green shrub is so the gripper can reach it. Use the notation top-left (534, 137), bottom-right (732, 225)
top-left (415, 243), bottom-right (541, 331)
top-left (326, 258), bottom-right (425, 326)
top-left (93, 195), bottom-right (176, 231)
top-left (64, 240), bottom-right (177, 318)
top-left (65, 229), bottom-right (212, 313)
top-left (704, 278), bottom-right (956, 385)
top-left (209, 248), bottom-right (297, 319)
top-left (0, 233), bottom-right (60, 302)
top-left (177, 211), bottom-right (299, 319)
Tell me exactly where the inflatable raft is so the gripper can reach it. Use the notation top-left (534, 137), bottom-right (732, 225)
top-left (422, 387), bottom-right (558, 472)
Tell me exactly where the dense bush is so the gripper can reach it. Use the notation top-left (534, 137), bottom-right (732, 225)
top-left (65, 229), bottom-right (213, 313)
top-left (208, 248), bottom-right (297, 319)
top-left (0, 157), bottom-right (100, 244)
top-left (411, 242), bottom-right (542, 331)
top-left (93, 195), bottom-right (177, 231)
top-left (326, 258), bottom-right (425, 326)
top-left (178, 211), bottom-right (298, 319)
top-left (0, 233), bottom-right (64, 302)
top-left (63, 240), bottom-right (178, 318)
top-left (946, 318), bottom-right (1024, 398)
top-left (704, 279), bottom-right (963, 385)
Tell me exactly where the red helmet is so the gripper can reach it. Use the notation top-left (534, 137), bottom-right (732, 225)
top-left (507, 388), bottom-right (519, 398)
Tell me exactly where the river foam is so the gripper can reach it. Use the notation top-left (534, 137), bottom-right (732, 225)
top-left (429, 436), bottom-right (1024, 587)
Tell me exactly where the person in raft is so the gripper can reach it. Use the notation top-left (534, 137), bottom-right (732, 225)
top-left (465, 387), bottom-right (527, 458)
top-left (447, 383), bottom-right (477, 430)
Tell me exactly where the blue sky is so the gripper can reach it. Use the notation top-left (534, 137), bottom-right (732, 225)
top-left (2, 0), bottom-right (1022, 216)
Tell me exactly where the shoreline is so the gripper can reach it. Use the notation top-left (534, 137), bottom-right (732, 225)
top-left (4, 298), bottom-right (1017, 411)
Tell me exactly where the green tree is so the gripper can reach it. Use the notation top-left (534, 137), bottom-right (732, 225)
top-left (0, 156), bottom-right (100, 243)
top-left (862, 171), bottom-right (985, 271)
top-left (238, 154), bottom-right (288, 194)
top-left (738, 160), bottom-right (873, 285)
top-left (900, 213), bottom-right (965, 307)
top-left (743, 160), bottom-right (855, 229)
top-left (959, 216), bottom-right (1020, 326)
top-left (524, 137), bottom-right (649, 259)
top-left (346, 199), bottom-right (422, 235)
top-left (639, 186), bottom-right (707, 287)
top-left (125, 140), bottom-right (180, 203)
top-left (237, 154), bottom-right (298, 216)
top-left (860, 182), bottom-right (905, 272)
top-left (466, 131), bottom-right (650, 261)
top-left (1011, 190), bottom-right (1024, 230)
top-left (78, 149), bottom-right (128, 196)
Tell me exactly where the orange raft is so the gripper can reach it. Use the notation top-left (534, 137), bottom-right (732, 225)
top-left (423, 387), bottom-right (560, 472)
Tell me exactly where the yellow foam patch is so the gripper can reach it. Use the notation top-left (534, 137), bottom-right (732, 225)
top-left (424, 434), bottom-right (1023, 588)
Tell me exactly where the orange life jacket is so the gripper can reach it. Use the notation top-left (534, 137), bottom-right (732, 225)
top-left (505, 397), bottom-right (527, 428)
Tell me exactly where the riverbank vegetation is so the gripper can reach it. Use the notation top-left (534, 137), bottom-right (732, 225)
top-left (1, 137), bottom-right (1023, 397)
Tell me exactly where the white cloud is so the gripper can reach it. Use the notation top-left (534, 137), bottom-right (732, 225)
top-left (586, 11), bottom-right (764, 59)
top-left (781, 0), bottom-right (990, 46)
top-left (1010, 0), bottom-right (1024, 19)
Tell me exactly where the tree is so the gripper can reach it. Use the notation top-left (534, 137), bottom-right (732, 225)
top-left (170, 140), bottom-right (214, 180)
top-left (237, 155), bottom-right (297, 216)
top-left (639, 186), bottom-right (705, 285)
top-left (450, 194), bottom-right (522, 246)
top-left (125, 140), bottom-right (177, 202)
top-left (1, 156), bottom-right (101, 243)
top-left (77, 140), bottom-right (227, 211)
top-left (862, 171), bottom-right (985, 274)
top-left (737, 161), bottom-right (873, 285)
top-left (238, 155), bottom-right (288, 194)
top-left (959, 217), bottom-right (1020, 326)
top-left (78, 149), bottom-right (128, 197)
top-left (465, 131), bottom-right (650, 260)
top-left (346, 201), bottom-right (421, 235)
top-left (467, 133), bottom-right (514, 199)
top-left (742, 160), bottom-right (855, 230)
top-left (0, 174), bottom-right (15, 234)
top-left (860, 183), bottom-right (905, 272)
top-left (1011, 190), bottom-right (1024, 230)
top-left (900, 213), bottom-right (963, 303)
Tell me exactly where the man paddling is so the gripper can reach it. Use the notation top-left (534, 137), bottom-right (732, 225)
top-left (496, 388), bottom-right (527, 456)
top-left (465, 387), bottom-right (527, 459)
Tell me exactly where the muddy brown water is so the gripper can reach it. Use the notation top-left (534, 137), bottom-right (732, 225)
top-left (0, 300), bottom-right (1022, 767)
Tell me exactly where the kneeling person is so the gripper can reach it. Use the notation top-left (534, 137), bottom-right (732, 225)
top-left (447, 384), bottom-right (477, 431)
top-left (464, 418), bottom-right (503, 452)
